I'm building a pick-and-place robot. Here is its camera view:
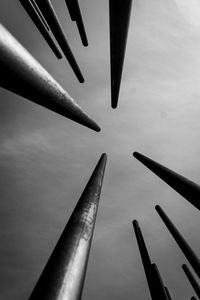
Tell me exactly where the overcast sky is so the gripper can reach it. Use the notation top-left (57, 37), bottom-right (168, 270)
top-left (1, 0), bottom-right (200, 299)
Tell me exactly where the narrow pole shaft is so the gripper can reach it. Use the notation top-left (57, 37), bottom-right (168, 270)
top-left (133, 151), bottom-right (200, 211)
top-left (156, 205), bottom-right (200, 279)
top-left (29, 154), bottom-right (107, 300)
top-left (151, 264), bottom-right (169, 300)
top-left (0, 24), bottom-right (100, 132)
top-left (65, 0), bottom-right (77, 21)
top-left (182, 264), bottom-right (200, 299)
top-left (18, 0), bottom-right (62, 59)
top-left (35, 0), bottom-right (84, 82)
top-left (72, 0), bottom-right (88, 47)
top-left (30, 0), bottom-right (50, 31)
top-left (109, 0), bottom-right (132, 108)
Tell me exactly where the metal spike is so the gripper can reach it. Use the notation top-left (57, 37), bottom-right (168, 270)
top-left (182, 264), bottom-right (200, 299)
top-left (156, 206), bottom-right (200, 279)
top-left (30, 0), bottom-right (50, 31)
top-left (35, 0), bottom-right (84, 82)
top-left (18, 0), bottom-right (62, 59)
top-left (0, 24), bottom-right (100, 132)
top-left (29, 153), bottom-right (107, 300)
top-left (109, 0), bottom-right (132, 108)
top-left (133, 151), bottom-right (200, 211)
top-left (151, 264), bottom-right (169, 300)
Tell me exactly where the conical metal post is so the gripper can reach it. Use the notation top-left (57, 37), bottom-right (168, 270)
top-left (18, 0), bottom-right (62, 59)
top-left (133, 151), bottom-right (200, 211)
top-left (0, 24), bottom-right (100, 132)
top-left (35, 0), bottom-right (84, 82)
top-left (151, 263), bottom-right (169, 300)
top-left (156, 205), bottom-right (200, 279)
top-left (65, 0), bottom-right (88, 47)
top-left (109, 0), bottom-right (132, 108)
top-left (30, 0), bottom-right (50, 31)
top-left (165, 286), bottom-right (172, 300)
top-left (182, 264), bottom-right (200, 299)
top-left (29, 153), bottom-right (107, 300)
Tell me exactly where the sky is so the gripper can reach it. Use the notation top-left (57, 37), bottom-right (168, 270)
top-left (0, 0), bottom-right (200, 299)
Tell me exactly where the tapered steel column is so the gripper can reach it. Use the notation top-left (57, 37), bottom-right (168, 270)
top-left (151, 264), bottom-right (169, 300)
top-left (35, 0), bottom-right (84, 82)
top-left (30, 0), bottom-right (50, 31)
top-left (29, 153), bottom-right (107, 300)
top-left (182, 264), bottom-right (200, 299)
top-left (156, 206), bottom-right (200, 279)
top-left (65, 0), bottom-right (88, 47)
top-left (0, 24), bottom-right (100, 132)
top-left (133, 151), bottom-right (200, 211)
top-left (109, 0), bottom-right (132, 108)
top-left (18, 0), bottom-right (62, 58)
top-left (165, 286), bottom-right (172, 300)
top-left (133, 220), bottom-right (155, 299)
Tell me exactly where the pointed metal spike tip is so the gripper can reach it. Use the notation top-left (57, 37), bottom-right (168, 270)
top-left (29, 154), bottom-right (107, 300)
top-left (133, 151), bottom-right (200, 211)
top-left (155, 205), bottom-right (200, 280)
top-left (18, 0), bottom-right (62, 59)
top-left (109, 0), bottom-right (133, 108)
top-left (0, 24), bottom-right (100, 132)
top-left (182, 264), bottom-right (200, 299)
top-left (35, 0), bottom-right (84, 83)
top-left (30, 0), bottom-right (50, 31)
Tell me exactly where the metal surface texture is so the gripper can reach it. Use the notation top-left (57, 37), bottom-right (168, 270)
top-left (29, 153), bottom-right (107, 300)
top-left (65, 0), bottom-right (88, 47)
top-left (0, 24), bottom-right (100, 132)
top-left (165, 286), bottom-right (173, 300)
top-left (18, 0), bottom-right (62, 58)
top-left (35, 0), bottom-right (84, 82)
top-left (30, 0), bottom-right (50, 31)
top-left (109, 0), bottom-right (132, 108)
top-left (151, 264), bottom-right (169, 300)
top-left (156, 205), bottom-right (200, 279)
top-left (182, 264), bottom-right (200, 299)
top-left (133, 152), bottom-right (200, 211)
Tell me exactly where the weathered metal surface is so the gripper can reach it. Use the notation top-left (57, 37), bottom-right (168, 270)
top-left (133, 152), bottom-right (200, 211)
top-left (29, 154), bottom-right (107, 300)
top-left (65, 0), bottom-right (88, 47)
top-left (109, 0), bottom-right (132, 108)
top-left (182, 264), bottom-right (200, 299)
top-left (35, 0), bottom-right (84, 82)
top-left (30, 0), bottom-right (50, 31)
top-left (18, 0), bottom-right (62, 58)
top-left (156, 206), bottom-right (200, 279)
top-left (0, 24), bottom-right (100, 132)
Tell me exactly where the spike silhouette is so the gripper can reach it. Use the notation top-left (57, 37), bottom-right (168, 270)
top-left (35, 0), bottom-right (84, 82)
top-left (156, 206), bottom-right (200, 279)
top-left (29, 154), bottom-right (107, 300)
top-left (182, 264), bottom-right (200, 299)
top-left (133, 151), bottom-right (200, 211)
top-left (109, 0), bottom-right (132, 108)
top-left (133, 220), bottom-right (168, 300)
top-left (65, 0), bottom-right (88, 47)
top-left (18, 0), bottom-right (62, 58)
top-left (30, 0), bottom-right (50, 31)
top-left (0, 24), bottom-right (100, 132)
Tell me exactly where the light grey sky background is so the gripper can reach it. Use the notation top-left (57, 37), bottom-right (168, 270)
top-left (1, 0), bottom-right (200, 299)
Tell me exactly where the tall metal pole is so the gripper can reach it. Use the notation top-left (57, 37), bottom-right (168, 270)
top-left (109, 0), bottom-right (132, 108)
top-left (35, 0), bottom-right (84, 83)
top-left (18, 0), bottom-right (62, 59)
top-left (156, 205), bottom-right (200, 279)
top-left (133, 151), bottom-right (200, 211)
top-left (151, 264), bottom-right (169, 300)
top-left (182, 264), bottom-right (200, 299)
top-left (65, 0), bottom-right (88, 47)
top-left (29, 153), bottom-right (107, 300)
top-left (0, 24), bottom-right (100, 132)
top-left (30, 0), bottom-right (50, 31)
